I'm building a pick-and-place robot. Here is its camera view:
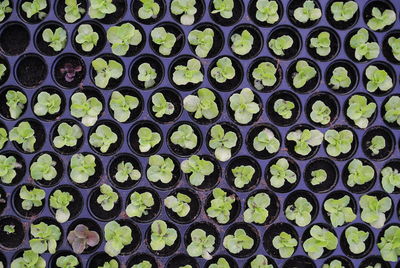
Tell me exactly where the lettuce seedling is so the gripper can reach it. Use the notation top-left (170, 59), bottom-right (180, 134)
top-left (104, 221), bottom-right (133, 257)
top-left (381, 166), bottom-right (400, 193)
top-left (0, 0), bottom-right (11, 22)
top-left (270, 158), bottom-right (297, 188)
top-left (138, 0), bottom-right (160, 19)
top-left (256, 0), bottom-right (279, 23)
top-left (67, 224), bottom-right (100, 254)
top-left (147, 155), bottom-right (174, 183)
top-left (33, 91), bottom-right (61, 116)
top-left (150, 220), bottom-right (177, 250)
top-left (324, 195), bottom-right (356, 227)
top-left (388, 37), bottom-right (400, 61)
top-left (91, 58), bottom-right (123, 89)
top-left (324, 129), bottom-right (353, 157)
top-left (30, 221), bottom-right (61, 254)
top-left (29, 154), bottom-right (58, 182)
top-left (367, 7), bottom-right (396, 31)
top-left (251, 255), bottom-right (273, 268)
top-left (65, 0), bottom-right (85, 23)
top-left (231, 30), bottom-right (254, 56)
top-left (107, 23), bottom-right (142, 56)
top-left (310, 100), bottom-right (331, 125)
top-left (347, 159), bottom-right (374, 187)
top-left (330, 1), bottom-right (358, 21)
top-left (21, 0), bottom-right (47, 19)
top-left (53, 122), bottom-right (83, 149)
top-left (181, 155), bottom-right (214, 186)
top-left (6, 90), bottom-right (27, 119)
top-left (244, 192), bottom-right (270, 224)
top-left (285, 197), bottom-right (312, 226)
top-left (97, 184), bottom-right (118, 211)
top-left (70, 92), bottom-right (103, 126)
top-left (131, 261), bottom-right (151, 268)
top-left (171, 0), bottom-right (197, 25)
top-left (272, 231), bottom-right (298, 258)
top-left (137, 127), bottom-right (161, 153)
top-left (365, 65), bottom-right (393, 93)
top-left (209, 124), bottom-right (237, 162)
top-left (50, 189), bottom-right (73, 223)
top-left (0, 155), bottom-right (20, 184)
top-left (0, 127), bottom-right (7, 150)
top-left (292, 60), bottom-right (317, 88)
top-left (70, 153), bottom-right (96, 183)
top-left (322, 259), bottom-right (345, 268)
top-left (75, 24), bottom-right (99, 52)
top-left (110, 91), bottom-right (139, 122)
top-left (303, 225), bottom-right (337, 260)
top-left (56, 255), bottom-right (79, 268)
top-left (188, 28), bottom-right (214, 58)
top-left (187, 228), bottom-right (215, 259)
top-left (99, 260), bottom-right (118, 268)
top-left (223, 228), bottom-right (254, 254)
top-left (360, 194), bottom-right (391, 228)
top-left (253, 128), bottom-right (280, 154)
top-left (164, 193), bottom-right (191, 217)
top-left (9, 121), bottom-right (36, 152)
top-left (347, 95), bottom-right (376, 128)
top-left (183, 88), bottom-right (219, 120)
top-left (60, 63), bottom-right (82, 83)
top-left (115, 161), bottom-right (141, 183)
top-left (126, 191), bottom-right (154, 217)
top-left (19, 185), bottom-right (45, 210)
top-left (350, 28), bottom-right (380, 61)
top-left (274, 99), bottom-right (295, 119)
top-left (151, 27), bottom-right (176, 56)
top-left (310, 31), bottom-right (331, 56)
top-left (138, 63), bottom-right (157, 89)
top-left (0, 63), bottom-right (6, 80)
top-left (329, 66), bottom-right (351, 90)
top-left (345, 226), bottom-right (369, 255)
top-left (377, 225), bottom-right (400, 262)
top-left (173, 58), bottom-right (203, 85)
top-left (152, 92), bottom-right (174, 118)
top-left (269, 35), bottom-right (294, 56)
top-left (252, 62), bottom-right (277, 90)
top-left (384, 96), bottom-right (400, 126)
top-left (42, 27), bottom-right (67, 52)
top-left (232, 165), bottom-right (255, 188)
top-left (209, 258), bottom-right (229, 268)
top-left (310, 169), bottom-right (327, 186)
top-left (229, 88), bottom-right (260, 124)
top-left (212, 0), bottom-right (233, 19)
top-left (294, 0), bottom-right (321, 23)
top-left (211, 57), bottom-right (235, 83)
top-left (10, 250), bottom-right (46, 268)
top-left (89, 125), bottom-right (118, 153)
top-left (287, 129), bottom-right (323, 156)
top-left (170, 124), bottom-right (198, 150)
top-left (3, 224), bottom-right (15, 234)
top-left (88, 0), bottom-right (116, 19)
top-left (206, 188), bottom-right (235, 224)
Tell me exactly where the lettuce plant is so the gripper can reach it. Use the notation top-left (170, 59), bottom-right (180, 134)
top-left (310, 169), bottom-right (327, 186)
top-left (269, 35), bottom-right (294, 56)
top-left (274, 99), bottom-right (294, 119)
top-left (212, 0), bottom-right (233, 19)
top-left (329, 66), bottom-right (351, 90)
top-left (244, 192), bottom-right (270, 224)
top-left (209, 124), bottom-right (237, 162)
top-left (223, 228), bottom-right (254, 254)
top-left (381, 166), bottom-right (400, 193)
top-left (99, 260), bottom-right (118, 268)
top-left (252, 62), bottom-right (277, 90)
top-left (89, 125), bottom-right (118, 153)
top-left (388, 37), bottom-right (400, 61)
top-left (256, 0), bottom-right (279, 23)
top-left (181, 155), bottom-right (214, 186)
top-left (75, 24), bottom-right (99, 52)
top-left (107, 23), bottom-right (142, 56)
top-left (367, 7), bottom-right (396, 31)
top-left (42, 27), bottom-right (67, 52)
top-left (64, 0), bottom-right (85, 23)
top-left (187, 228), bottom-right (215, 259)
top-left (272, 232), bottom-right (298, 258)
top-left (0, 0), bottom-right (12, 22)
top-left (150, 220), bottom-right (177, 251)
top-left (230, 30), bottom-right (254, 56)
top-left (360, 194), bottom-right (391, 228)
top-left (310, 101), bottom-right (331, 125)
top-left (251, 255), bottom-right (273, 268)
top-left (377, 225), bottom-right (400, 262)
top-left (164, 193), bottom-right (191, 217)
top-left (0, 128), bottom-right (7, 150)
top-left (115, 161), bottom-right (141, 183)
top-left (173, 58), bottom-right (203, 85)
top-left (70, 92), bottom-right (103, 126)
top-left (324, 195), bottom-right (356, 227)
top-left (147, 155), bottom-right (174, 183)
top-left (368, 135), bottom-right (385, 156)
top-left (232, 165), bottom-right (254, 188)
top-left (206, 188), bottom-right (235, 224)
top-left (126, 191), bottom-right (154, 218)
top-left (294, 0), bottom-right (321, 23)
top-left (10, 250), bottom-right (46, 268)
top-left (229, 88), bottom-right (260, 124)
top-left (152, 92), bottom-right (174, 118)
top-left (171, 0), bottom-right (197, 25)
top-left (33, 91), bottom-right (61, 116)
top-left (287, 129), bottom-right (323, 156)
top-left (345, 226), bottom-right (369, 255)
top-left (56, 255), bottom-right (79, 268)
top-left (3, 224), bottom-right (15, 234)
top-left (0, 155), bottom-right (20, 184)
top-left (170, 124), bottom-right (198, 150)
top-left (347, 159), bottom-right (374, 187)
top-left (350, 28), bottom-right (380, 61)
top-left (70, 153), bottom-right (96, 183)
top-left (322, 260), bottom-right (344, 268)
top-left (0, 63), bottom-right (6, 80)
top-left (324, 129), bottom-right (353, 157)
top-left (138, 0), bottom-right (160, 19)
top-left (110, 91), bottom-right (139, 122)
top-left (384, 96), bottom-right (400, 126)
top-left (6, 90), bottom-right (27, 119)
top-left (67, 224), bottom-right (100, 254)
top-left (347, 94), bottom-right (376, 128)
top-left (209, 258), bottom-right (229, 268)
top-left (19, 185), bottom-right (45, 210)
top-left (91, 58), bottom-right (123, 89)
top-left (292, 60), bottom-right (317, 88)
top-left (9, 121), bottom-right (36, 152)
top-left (53, 122), bottom-right (83, 149)
top-left (88, 0), bottom-right (116, 19)
top-left (285, 197), bottom-right (312, 227)
top-left (211, 57), bottom-right (235, 83)
top-left (188, 28), bottom-right (214, 58)
top-left (330, 1), bottom-right (358, 21)
top-left (253, 128), bottom-right (280, 154)
top-left (183, 88), bottom-right (219, 120)
top-left (22, 0), bottom-right (47, 19)
top-left (97, 184), bottom-right (118, 211)
top-left (269, 158), bottom-right (297, 188)
top-left (104, 221), bottom-right (133, 257)
top-left (303, 225), bottom-right (337, 260)
top-left (137, 127), bottom-right (161, 153)
top-left (50, 189), bottom-right (73, 223)
top-left (365, 65), bottom-right (393, 93)
top-left (30, 221), bottom-right (61, 254)
top-left (138, 63), bottom-right (157, 89)
top-left (151, 27), bottom-right (176, 56)
top-left (310, 31), bottom-right (331, 56)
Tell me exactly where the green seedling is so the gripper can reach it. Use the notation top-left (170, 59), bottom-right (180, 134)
top-left (33, 91), bottom-right (61, 117)
top-left (310, 169), bottom-right (327, 186)
top-left (132, 261), bottom-right (151, 268)
top-left (381, 166), bottom-right (400, 193)
top-left (285, 197), bottom-right (313, 227)
top-left (115, 161), bottom-right (141, 183)
top-left (67, 224), bottom-right (100, 254)
top-left (152, 92), bottom-right (174, 118)
top-left (97, 184), bottom-right (118, 211)
top-left (231, 30), bottom-right (254, 56)
top-left (345, 226), bottom-right (369, 255)
top-left (150, 220), bottom-right (177, 251)
top-left (99, 260), bottom-right (118, 268)
top-left (19, 185), bottom-right (45, 210)
top-left (211, 57), bottom-right (235, 83)
top-left (377, 225), bottom-right (400, 262)
top-left (164, 193), bottom-right (191, 217)
top-left (322, 259), bottom-right (345, 268)
top-left (310, 100), bottom-right (331, 125)
top-left (324, 195), bottom-right (356, 227)
top-left (65, 0), bottom-right (85, 23)
top-left (70, 92), bottom-right (103, 126)
top-left (346, 94), bottom-right (376, 128)
top-left (88, 0), bottom-right (116, 19)
top-left (209, 257), bottom-right (230, 268)
top-left (330, 1), bottom-right (358, 21)
top-left (137, 127), bottom-right (161, 153)
top-left (287, 129), bottom-right (323, 156)
top-left (171, 0), bottom-right (197, 25)
top-left (206, 188), bottom-right (235, 224)
top-left (138, 62), bottom-right (157, 88)
top-left (232, 165), bottom-right (255, 188)
top-left (269, 35), bottom-right (293, 56)
top-left (269, 158), bottom-right (297, 188)
top-left (0, 63), bottom-right (6, 80)
top-left (303, 225), bottom-right (337, 260)
top-left (138, 0), bottom-right (160, 19)
top-left (10, 250), bottom-right (46, 268)
top-left (172, 58), bottom-right (203, 85)
top-left (329, 66), bottom-right (351, 90)
top-left (294, 0), bottom-right (321, 23)
top-left (274, 99), bottom-right (295, 119)
top-left (188, 28), bottom-right (214, 58)
top-left (187, 228), bottom-right (215, 259)
top-left (30, 221), bottom-right (61, 254)
top-left (110, 91), bottom-right (139, 122)
top-left (151, 27), bottom-right (176, 56)
top-left (6, 90), bottom-right (27, 119)
top-left (365, 65), bottom-right (393, 93)
top-left (0, 128), bottom-right (7, 150)
top-left (250, 255), bottom-right (274, 268)
top-left (170, 124), bottom-right (198, 150)
top-left (253, 128), bottom-right (280, 154)
top-left (223, 228), bottom-right (254, 254)
top-left (0, 0), bottom-right (12, 22)
top-left (0, 154), bottom-right (20, 184)
top-left (360, 194), bottom-right (391, 228)
top-left (209, 124), bottom-right (237, 162)
top-left (126, 191), bottom-right (154, 218)
top-left (56, 255), bottom-right (79, 268)
top-left (70, 153), bottom-right (96, 184)
top-left (256, 0), bottom-right (279, 24)
top-left (229, 88), bottom-right (260, 124)
top-left (89, 124), bottom-right (118, 153)
top-left (42, 27), bottom-right (67, 52)
top-left (181, 155), bottom-right (214, 186)
top-left (22, 0), bottom-right (47, 19)
top-left (53, 122), bottom-right (83, 149)
top-left (367, 7), bottom-right (396, 31)
top-left (104, 221), bottom-right (133, 257)
top-left (272, 231), bottom-right (298, 258)
top-left (350, 28), bottom-right (380, 61)
top-left (50, 189), bottom-right (73, 223)
top-left (244, 192), bottom-right (270, 224)
top-left (384, 96), bottom-right (400, 126)
top-left (388, 37), bottom-right (400, 61)
top-left (324, 129), bottom-right (354, 157)
top-left (347, 159), bottom-right (374, 187)
top-left (252, 62), bottom-right (277, 90)
top-left (91, 58), bottom-right (123, 89)
top-left (75, 24), bottom-right (99, 52)
top-left (212, 0), bottom-right (233, 19)
top-left (292, 60), bottom-right (317, 88)
top-left (183, 88), bottom-right (219, 120)
top-left (9, 121), bottom-right (36, 152)
top-left (3, 224), bottom-right (15, 234)
top-left (147, 155), bottom-right (174, 184)
top-left (310, 31), bottom-right (331, 56)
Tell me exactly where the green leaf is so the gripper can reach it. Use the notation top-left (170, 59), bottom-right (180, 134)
top-left (256, 0), bottom-right (279, 24)
top-left (293, 60), bottom-right (317, 88)
top-left (229, 88), bottom-right (260, 124)
top-left (171, 0), bottom-right (197, 25)
top-left (231, 29), bottom-right (254, 56)
top-left (330, 1), bottom-right (358, 22)
top-left (42, 27), bottom-right (67, 52)
top-left (6, 90), bottom-right (27, 119)
top-left (88, 0), bottom-right (116, 19)
top-left (75, 24), bottom-right (99, 52)
top-left (293, 0), bottom-right (321, 23)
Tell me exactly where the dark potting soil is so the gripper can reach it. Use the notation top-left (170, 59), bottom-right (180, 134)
top-left (0, 23), bottom-right (30, 55)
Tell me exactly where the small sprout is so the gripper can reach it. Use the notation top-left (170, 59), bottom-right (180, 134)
top-left (274, 99), bottom-right (295, 119)
top-left (230, 30), bottom-right (254, 56)
top-left (0, 127), bottom-right (7, 150)
top-left (164, 192), bottom-right (191, 217)
top-left (170, 0), bottom-right (197, 25)
top-left (107, 23), bottom-right (142, 56)
top-left (329, 66), bottom-right (351, 90)
top-left (212, 0), bottom-right (233, 19)
top-left (152, 92), bottom-right (174, 118)
top-left (294, 0), bottom-right (321, 23)
top-left (147, 155), bottom-right (174, 184)
top-left (310, 31), bottom-right (331, 56)
top-left (381, 166), bottom-right (400, 193)
top-left (137, 127), bottom-right (161, 153)
top-left (269, 35), bottom-right (294, 56)
top-left (232, 165), bottom-right (255, 189)
top-left (310, 169), bottom-right (327, 186)
top-left (138, 0), bottom-right (160, 19)
top-left (173, 58), bottom-right (203, 85)
top-left (42, 27), bottom-right (67, 52)
top-left (110, 91), bottom-right (139, 122)
top-left (104, 221), bottom-right (133, 257)
top-left (211, 57), bottom-right (235, 83)
top-left (187, 228), bottom-right (215, 260)
top-left (60, 63), bottom-right (82, 83)
top-left (3, 224), bottom-right (14, 234)
top-left (65, 0), bottom-right (85, 23)
top-left (97, 184), bottom-right (118, 211)
top-left (75, 24), bottom-right (99, 52)
top-left (91, 58), bottom-right (123, 89)
top-left (292, 60), bottom-right (317, 89)
top-left (70, 92), bottom-right (103, 126)
top-left (0, 63), bottom-right (6, 80)
top-left (10, 250), bottom-right (46, 268)
top-left (285, 197), bottom-right (312, 227)
top-left (88, 0), bottom-right (116, 19)
top-left (56, 255), bottom-right (79, 268)
top-left (209, 258), bottom-right (230, 268)
top-left (252, 62), bottom-right (277, 90)
top-left (251, 255), bottom-right (273, 268)
top-left (384, 96), bottom-right (400, 125)
top-left (244, 192), bottom-right (270, 224)
top-left (99, 260), bottom-right (119, 268)
top-left (67, 224), bottom-right (100, 254)
top-left (19, 185), bottom-right (45, 210)
top-left (0, 0), bottom-right (12, 22)
top-left (34, 91), bottom-right (61, 116)
top-left (150, 220), bottom-right (177, 251)
top-left (322, 260), bottom-right (345, 268)
top-left (206, 188), bottom-right (235, 224)
top-left (132, 261), bottom-right (151, 268)
top-left (253, 128), bottom-right (280, 154)
top-left (151, 27), bottom-right (176, 56)
top-left (188, 28), bottom-right (214, 58)
top-left (9, 121), bottom-right (36, 152)
top-left (286, 129), bottom-right (323, 156)
top-left (170, 124), bottom-right (198, 150)
top-left (365, 65), bottom-right (393, 93)
top-left (347, 159), bottom-right (374, 187)
top-left (223, 228), bottom-right (254, 254)
top-left (209, 124), bottom-right (237, 162)
top-left (360, 194), bottom-right (391, 228)
top-left (181, 155), bottom-right (214, 186)
top-left (126, 191), bottom-right (154, 218)
top-left (89, 124), bottom-right (118, 153)
top-left (324, 195), bottom-right (356, 227)
top-left (377, 225), bottom-right (400, 262)
top-left (388, 37), bottom-right (400, 61)
top-left (50, 189), bottom-right (73, 223)
top-left (270, 158), bottom-right (297, 190)
top-left (138, 63), bottom-right (157, 89)
top-left (367, 7), bottom-right (396, 31)
top-left (350, 28), bottom-right (380, 61)
top-left (6, 90), bottom-right (27, 119)
top-left (345, 226), bottom-right (369, 255)
top-left (303, 225), bottom-right (337, 260)
top-left (0, 155), bottom-right (20, 184)
top-left (324, 129), bottom-right (353, 157)
top-left (369, 135), bottom-right (385, 155)
top-left (183, 88), bottom-right (219, 120)
top-left (30, 221), bottom-right (61, 254)
top-left (53, 122), bottom-right (83, 149)
top-left (229, 88), bottom-right (260, 124)
top-left (70, 153), bottom-right (96, 184)
top-left (330, 1), bottom-right (358, 21)
top-left (256, 0), bottom-right (279, 23)
top-left (115, 161), bottom-right (140, 183)
top-left (310, 100), bottom-right (331, 125)
top-left (21, 0), bottom-right (47, 19)
top-left (272, 232), bottom-right (298, 258)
